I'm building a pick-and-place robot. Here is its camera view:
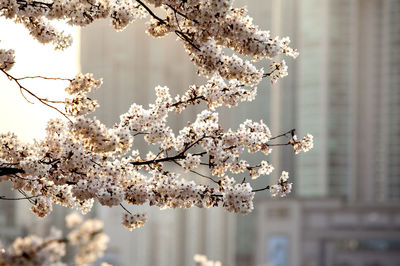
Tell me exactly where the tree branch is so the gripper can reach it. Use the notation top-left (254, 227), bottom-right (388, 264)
top-left (0, 167), bottom-right (24, 176)
top-left (135, 0), bottom-right (166, 24)
top-left (0, 68), bottom-right (71, 122)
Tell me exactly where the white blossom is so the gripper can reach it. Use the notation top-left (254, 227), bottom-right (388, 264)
top-left (0, 215), bottom-right (108, 266)
top-left (270, 171), bottom-right (293, 197)
top-left (122, 212), bottom-right (148, 231)
top-left (66, 212), bottom-right (83, 228)
top-left (0, 0), bottom-right (314, 230)
top-left (194, 254), bottom-right (222, 266)
top-left (0, 48), bottom-right (15, 71)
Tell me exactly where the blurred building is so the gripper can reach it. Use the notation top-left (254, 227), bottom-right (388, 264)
top-left (256, 198), bottom-right (400, 266)
top-left (253, 0), bottom-right (400, 266)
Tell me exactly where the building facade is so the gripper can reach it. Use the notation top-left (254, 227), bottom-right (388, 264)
top-left (254, 0), bottom-right (400, 266)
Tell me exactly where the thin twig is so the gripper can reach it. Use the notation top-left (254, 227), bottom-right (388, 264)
top-left (267, 143), bottom-right (290, 147)
top-left (175, 30), bottom-right (201, 51)
top-left (135, 0), bottom-right (166, 24)
top-left (16, 75), bottom-right (72, 81)
top-left (18, 189), bottom-right (37, 204)
top-left (120, 203), bottom-right (132, 215)
top-left (1, 69), bottom-right (71, 122)
top-left (172, 160), bottom-right (218, 184)
top-left (269, 129), bottom-right (295, 141)
top-left (0, 195), bottom-right (39, 200)
top-left (166, 4), bottom-right (198, 23)
top-left (252, 185), bottom-right (270, 193)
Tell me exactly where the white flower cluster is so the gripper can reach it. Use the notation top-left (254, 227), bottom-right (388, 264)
top-left (290, 134), bottom-right (314, 154)
top-left (0, 0), bottom-right (314, 230)
top-left (65, 94), bottom-right (99, 116)
top-left (0, 213), bottom-right (109, 266)
top-left (65, 73), bottom-right (103, 94)
top-left (269, 171), bottom-right (293, 197)
top-left (17, 16), bottom-right (73, 50)
top-left (249, 160), bottom-right (274, 180)
top-left (145, 0), bottom-right (298, 85)
top-left (269, 60), bottom-right (289, 84)
top-left (0, 232), bottom-right (66, 266)
top-left (221, 176), bottom-right (254, 214)
top-left (0, 72), bottom-right (312, 222)
top-left (65, 74), bottom-right (102, 116)
top-left (67, 214), bottom-right (109, 265)
top-left (1, 0), bottom-right (296, 84)
top-left (66, 211), bottom-right (83, 228)
top-left (122, 212), bottom-right (147, 231)
top-left (123, 171), bottom-right (252, 214)
top-left (180, 153), bottom-right (202, 171)
top-left (0, 48), bottom-right (15, 71)
top-left (194, 254), bottom-right (222, 266)
top-left (1, 0), bottom-right (147, 48)
top-left (173, 75), bottom-right (257, 112)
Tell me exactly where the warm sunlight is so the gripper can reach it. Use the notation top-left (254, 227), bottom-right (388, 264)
top-left (0, 19), bottom-right (79, 141)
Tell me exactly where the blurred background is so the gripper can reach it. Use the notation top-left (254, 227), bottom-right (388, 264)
top-left (1, 0), bottom-right (400, 265)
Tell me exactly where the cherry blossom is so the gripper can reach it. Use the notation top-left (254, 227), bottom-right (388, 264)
top-left (0, 0), bottom-right (313, 230)
top-left (194, 254), bottom-right (222, 266)
top-left (0, 213), bottom-right (109, 266)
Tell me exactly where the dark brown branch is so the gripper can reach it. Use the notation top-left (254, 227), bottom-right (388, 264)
top-left (131, 153), bottom-right (185, 166)
top-left (130, 151), bottom-right (207, 166)
top-left (170, 95), bottom-right (206, 108)
top-left (0, 195), bottom-right (39, 200)
top-left (120, 203), bottom-right (132, 215)
top-left (0, 167), bottom-right (24, 176)
top-left (269, 129), bottom-right (295, 141)
top-left (131, 133), bottom-right (211, 166)
top-left (262, 65), bottom-right (279, 78)
top-left (135, 0), bottom-right (166, 24)
top-left (16, 0), bottom-right (53, 10)
top-left (18, 189), bottom-right (37, 205)
top-left (252, 185), bottom-right (270, 193)
top-left (175, 30), bottom-right (201, 51)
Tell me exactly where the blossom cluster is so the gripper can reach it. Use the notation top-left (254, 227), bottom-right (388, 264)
top-left (145, 0), bottom-right (298, 85)
top-left (194, 254), bottom-right (222, 266)
top-left (269, 171), bottom-right (293, 197)
top-left (221, 176), bottom-right (254, 214)
top-left (0, 69), bottom-right (313, 227)
top-left (290, 134), bottom-right (314, 154)
top-left (67, 214), bottom-right (109, 265)
top-left (249, 160), bottom-right (274, 180)
top-left (0, 48), bottom-right (15, 71)
top-left (0, 213), bottom-right (109, 266)
top-left (0, 229), bottom-right (66, 266)
top-left (1, 0), bottom-right (296, 85)
top-left (17, 16), bottom-right (73, 50)
top-left (0, 0), bottom-right (314, 230)
top-left (65, 73), bottom-right (102, 116)
top-left (172, 75), bottom-right (257, 112)
top-left (122, 212), bottom-right (148, 231)
top-left (1, 0), bottom-right (147, 49)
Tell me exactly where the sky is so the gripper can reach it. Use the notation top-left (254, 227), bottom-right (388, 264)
top-left (0, 19), bottom-right (80, 141)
